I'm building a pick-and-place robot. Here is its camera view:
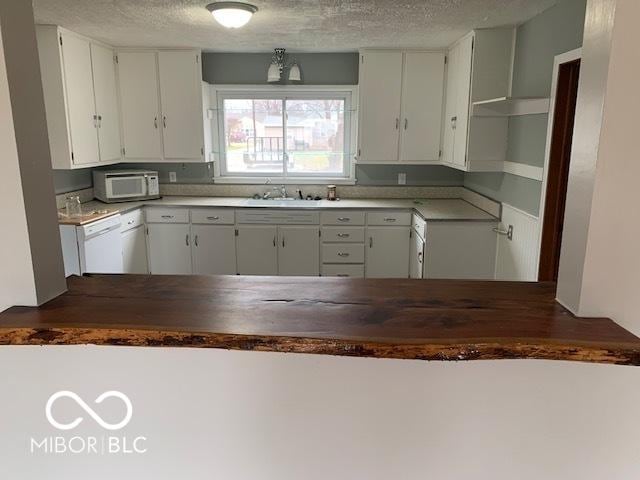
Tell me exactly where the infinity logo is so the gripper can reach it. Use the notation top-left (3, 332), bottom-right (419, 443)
top-left (45, 391), bottom-right (133, 431)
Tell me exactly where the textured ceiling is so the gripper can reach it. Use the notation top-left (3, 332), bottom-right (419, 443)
top-left (33, 0), bottom-right (558, 52)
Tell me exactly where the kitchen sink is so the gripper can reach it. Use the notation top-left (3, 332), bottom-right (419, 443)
top-left (244, 198), bottom-right (321, 207)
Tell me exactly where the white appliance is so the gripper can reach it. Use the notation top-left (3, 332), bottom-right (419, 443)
top-left (59, 215), bottom-right (123, 276)
top-left (93, 170), bottom-right (160, 203)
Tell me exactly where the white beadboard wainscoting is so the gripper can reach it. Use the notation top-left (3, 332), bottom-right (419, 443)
top-left (495, 203), bottom-right (540, 281)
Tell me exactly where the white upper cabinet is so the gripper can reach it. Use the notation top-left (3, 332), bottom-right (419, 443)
top-left (117, 52), bottom-right (163, 160)
top-left (91, 43), bottom-right (122, 163)
top-left (441, 28), bottom-right (515, 172)
top-left (358, 50), bottom-right (445, 164)
top-left (399, 52), bottom-right (446, 163)
top-left (118, 49), bottom-right (205, 162)
top-left (158, 51), bottom-right (204, 160)
top-left (358, 51), bottom-right (403, 163)
top-left (36, 26), bottom-right (122, 169)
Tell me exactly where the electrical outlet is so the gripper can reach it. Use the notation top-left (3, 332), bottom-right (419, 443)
top-left (398, 172), bottom-right (407, 185)
top-left (169, 172), bottom-right (177, 183)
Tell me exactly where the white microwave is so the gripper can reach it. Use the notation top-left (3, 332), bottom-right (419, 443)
top-left (93, 170), bottom-right (160, 203)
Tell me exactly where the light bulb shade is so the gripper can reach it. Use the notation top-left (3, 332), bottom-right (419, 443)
top-left (267, 63), bottom-right (281, 82)
top-left (288, 63), bottom-right (301, 82)
top-left (206, 2), bottom-right (258, 29)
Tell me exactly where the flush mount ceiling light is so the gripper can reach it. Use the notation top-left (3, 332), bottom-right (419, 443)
top-left (205, 2), bottom-right (258, 29)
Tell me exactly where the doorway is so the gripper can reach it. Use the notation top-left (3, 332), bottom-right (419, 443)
top-left (538, 56), bottom-right (581, 282)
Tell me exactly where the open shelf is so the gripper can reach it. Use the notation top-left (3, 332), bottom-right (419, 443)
top-left (472, 96), bottom-right (550, 117)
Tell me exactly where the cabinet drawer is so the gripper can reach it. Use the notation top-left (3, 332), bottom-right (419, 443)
top-left (321, 227), bottom-right (365, 243)
top-left (412, 214), bottom-right (426, 239)
top-left (367, 211), bottom-right (411, 226)
top-left (320, 211), bottom-right (365, 226)
top-left (191, 208), bottom-right (235, 225)
top-left (322, 244), bottom-right (365, 263)
top-left (120, 208), bottom-right (144, 232)
top-left (145, 208), bottom-right (189, 223)
top-left (321, 264), bottom-right (365, 278)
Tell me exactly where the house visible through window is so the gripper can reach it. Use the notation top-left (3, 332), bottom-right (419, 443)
top-left (215, 88), bottom-right (355, 183)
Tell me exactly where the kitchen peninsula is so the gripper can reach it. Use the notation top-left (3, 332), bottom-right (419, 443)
top-left (1, 275), bottom-right (639, 366)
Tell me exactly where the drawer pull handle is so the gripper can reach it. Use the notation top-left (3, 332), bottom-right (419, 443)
top-left (337, 274), bottom-right (350, 277)
top-left (337, 233), bottom-right (350, 238)
top-left (337, 252), bottom-right (350, 257)
top-left (185, 234), bottom-right (190, 246)
top-left (161, 215), bottom-right (174, 219)
top-left (207, 216), bottom-right (220, 220)
top-left (383, 217), bottom-right (396, 222)
top-left (337, 217), bottom-right (350, 222)
top-left (369, 237), bottom-right (373, 248)
top-left (194, 235), bottom-right (199, 247)
top-left (418, 251), bottom-right (423, 264)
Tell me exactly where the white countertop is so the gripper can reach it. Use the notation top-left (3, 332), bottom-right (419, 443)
top-left (68, 196), bottom-right (498, 223)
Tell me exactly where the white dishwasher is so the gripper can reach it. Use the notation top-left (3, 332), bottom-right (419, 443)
top-left (78, 214), bottom-right (123, 274)
top-left (60, 214), bottom-right (123, 276)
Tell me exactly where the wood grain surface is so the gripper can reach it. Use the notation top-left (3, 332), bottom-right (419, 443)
top-left (1, 275), bottom-right (639, 365)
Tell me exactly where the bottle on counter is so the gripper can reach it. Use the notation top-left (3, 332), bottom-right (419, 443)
top-left (326, 184), bottom-right (337, 201)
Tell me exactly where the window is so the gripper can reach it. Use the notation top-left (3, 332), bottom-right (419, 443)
top-left (214, 87), bottom-right (356, 183)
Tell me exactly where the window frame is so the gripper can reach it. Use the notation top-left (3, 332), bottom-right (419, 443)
top-left (211, 85), bottom-right (358, 184)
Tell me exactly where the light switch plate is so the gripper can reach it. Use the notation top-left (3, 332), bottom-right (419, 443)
top-left (169, 172), bottom-right (177, 183)
top-left (398, 173), bottom-right (407, 185)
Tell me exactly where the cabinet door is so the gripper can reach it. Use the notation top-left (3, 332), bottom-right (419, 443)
top-left (192, 225), bottom-right (237, 275)
top-left (158, 51), bottom-right (203, 160)
top-left (90, 43), bottom-right (121, 163)
top-left (399, 52), bottom-right (445, 163)
top-left (365, 227), bottom-right (410, 278)
top-left (147, 223), bottom-right (192, 274)
top-left (117, 51), bottom-right (162, 160)
top-left (278, 226), bottom-right (319, 276)
top-left (236, 226), bottom-right (278, 275)
top-left (358, 51), bottom-right (403, 162)
top-left (452, 36), bottom-right (473, 168)
top-left (60, 31), bottom-right (99, 165)
top-left (409, 231), bottom-right (425, 279)
top-left (442, 44), bottom-right (458, 166)
top-left (122, 225), bottom-right (148, 274)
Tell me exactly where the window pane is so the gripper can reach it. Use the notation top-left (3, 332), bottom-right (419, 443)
top-left (223, 99), bottom-right (284, 174)
top-left (285, 99), bottom-right (346, 175)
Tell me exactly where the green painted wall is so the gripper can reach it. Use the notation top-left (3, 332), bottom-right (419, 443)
top-left (464, 0), bottom-right (587, 216)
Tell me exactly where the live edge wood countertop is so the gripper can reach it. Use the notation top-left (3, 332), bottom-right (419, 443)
top-left (1, 275), bottom-right (639, 366)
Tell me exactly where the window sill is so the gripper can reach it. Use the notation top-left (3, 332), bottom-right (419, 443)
top-left (214, 177), bottom-right (356, 185)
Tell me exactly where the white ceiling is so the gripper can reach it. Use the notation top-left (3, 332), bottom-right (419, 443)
top-left (33, 0), bottom-right (558, 52)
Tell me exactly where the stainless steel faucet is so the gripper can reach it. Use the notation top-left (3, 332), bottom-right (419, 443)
top-left (280, 185), bottom-right (287, 198)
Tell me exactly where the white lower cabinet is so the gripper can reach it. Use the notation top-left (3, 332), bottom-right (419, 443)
top-left (147, 223), bottom-right (192, 274)
top-left (365, 227), bottom-right (411, 278)
top-left (122, 225), bottom-right (148, 274)
top-left (278, 226), bottom-right (320, 276)
top-left (424, 222), bottom-right (497, 279)
top-left (409, 231), bottom-right (425, 279)
top-left (191, 225), bottom-right (237, 275)
top-left (236, 225), bottom-right (278, 275)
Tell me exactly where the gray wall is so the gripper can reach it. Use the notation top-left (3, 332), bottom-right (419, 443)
top-left (464, 0), bottom-right (587, 216)
top-left (202, 52), bottom-right (359, 85)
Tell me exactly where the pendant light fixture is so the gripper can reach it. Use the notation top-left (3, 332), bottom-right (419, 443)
top-left (206, 2), bottom-right (258, 29)
top-left (267, 48), bottom-right (302, 83)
